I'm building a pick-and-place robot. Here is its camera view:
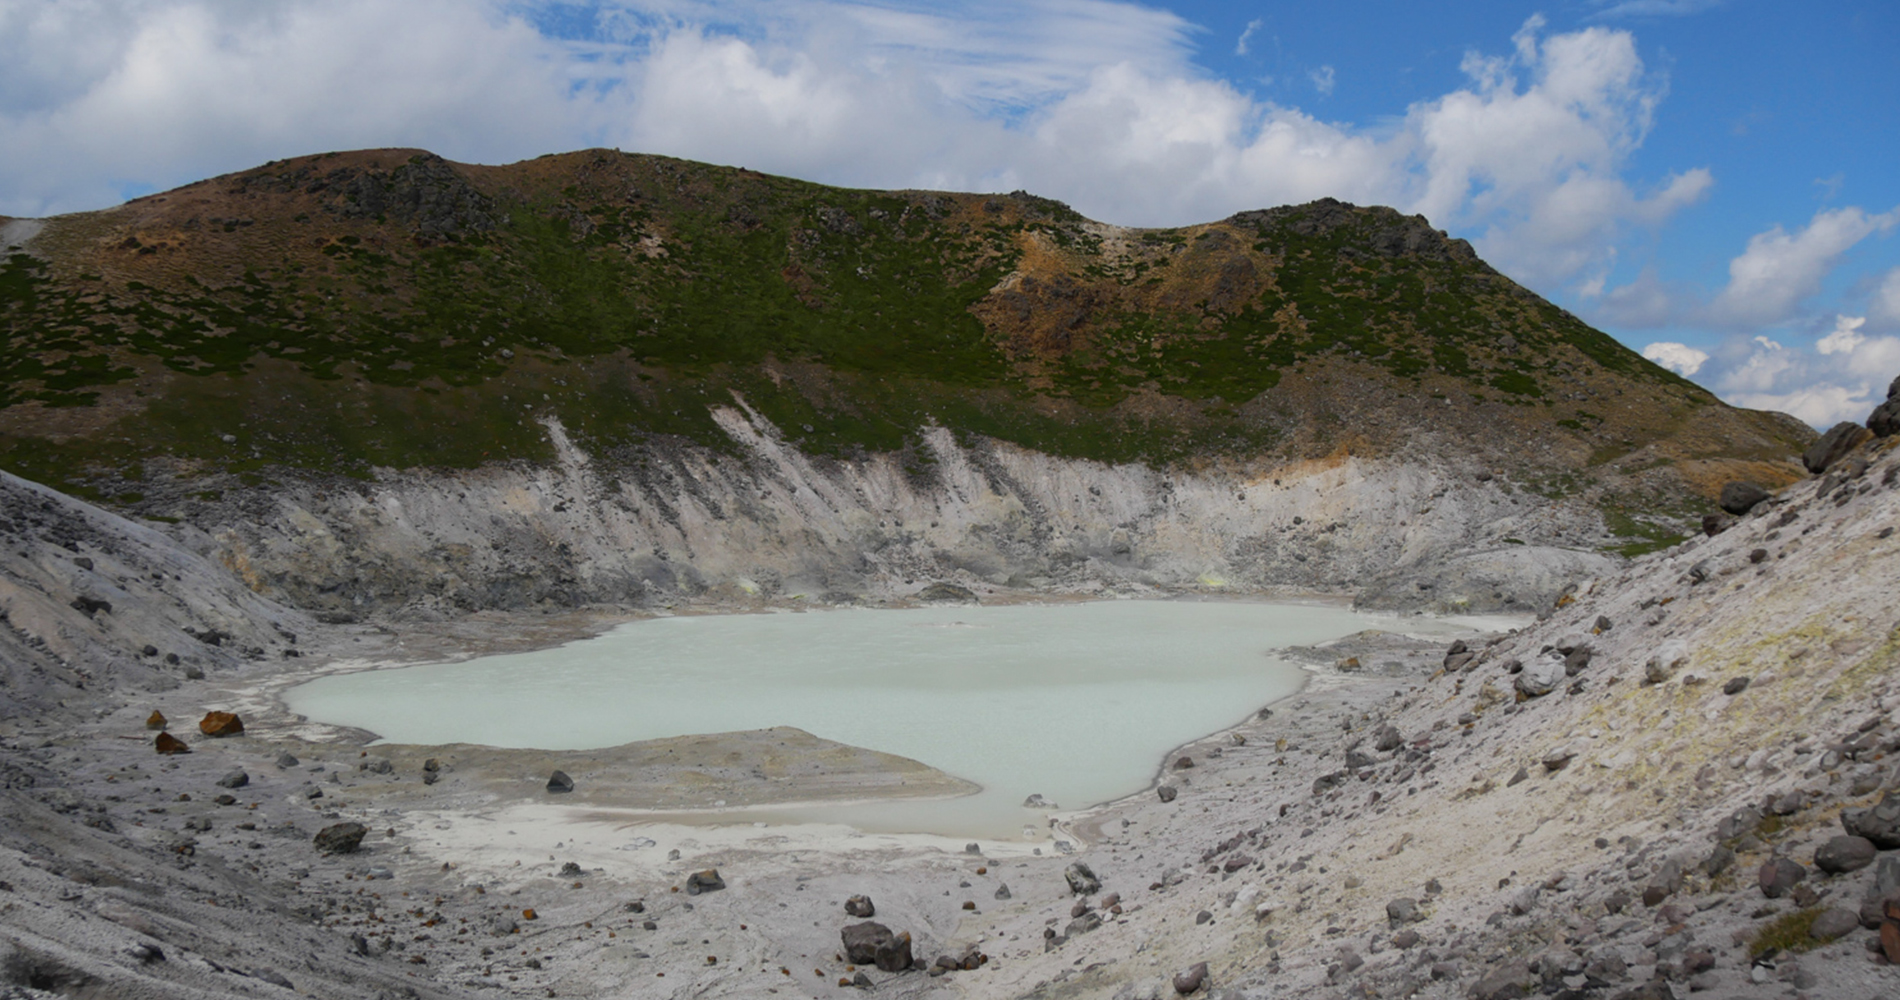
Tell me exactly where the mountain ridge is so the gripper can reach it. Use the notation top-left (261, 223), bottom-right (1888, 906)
top-left (0, 148), bottom-right (1813, 617)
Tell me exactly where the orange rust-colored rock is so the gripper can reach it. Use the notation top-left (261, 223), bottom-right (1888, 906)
top-left (522, 908), bottom-right (537, 921)
top-left (199, 711), bottom-right (244, 737)
top-left (155, 732), bottom-right (190, 754)
top-left (146, 711), bottom-right (167, 730)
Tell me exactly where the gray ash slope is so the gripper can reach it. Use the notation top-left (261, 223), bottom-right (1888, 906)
top-left (0, 394), bottom-right (1896, 996)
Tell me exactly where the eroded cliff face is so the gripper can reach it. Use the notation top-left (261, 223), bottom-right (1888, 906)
top-left (177, 403), bottom-right (1622, 622)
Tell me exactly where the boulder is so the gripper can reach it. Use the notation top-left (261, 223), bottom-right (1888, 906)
top-left (1644, 643), bottom-right (1689, 685)
top-left (845, 895), bottom-right (874, 917)
top-left (1345, 749), bottom-right (1377, 770)
top-left (916, 582), bottom-right (977, 603)
top-left (145, 711), bottom-right (167, 731)
top-left (1758, 857), bottom-right (1806, 899)
top-left (1172, 961), bottom-right (1208, 995)
top-left (875, 931), bottom-right (912, 972)
top-left (313, 822), bottom-right (368, 855)
top-left (154, 733), bottom-right (189, 755)
top-left (1374, 725), bottom-right (1404, 753)
top-left (216, 770), bottom-right (249, 789)
top-left (1810, 907), bottom-right (1861, 942)
top-left (198, 711), bottom-right (244, 737)
top-left (1869, 374), bottom-right (1900, 437)
top-left (1803, 422), bottom-right (1873, 474)
top-left (1064, 861), bottom-right (1101, 895)
top-left (1723, 676), bottom-right (1751, 696)
top-left (1469, 960), bottom-right (1530, 1000)
top-left (1386, 898), bottom-right (1421, 925)
top-left (1157, 785), bottom-right (1178, 803)
top-left (1719, 481), bottom-right (1771, 515)
top-left (1022, 793), bottom-right (1054, 808)
top-left (1066, 911), bottom-right (1102, 936)
top-left (685, 869), bottom-right (725, 895)
top-left (994, 883), bottom-right (1011, 900)
top-left (1814, 835), bottom-right (1878, 874)
top-left (1514, 657), bottom-right (1565, 698)
top-left (546, 770), bottom-right (574, 794)
top-left (1843, 791), bottom-right (1900, 849)
top-left (842, 922), bottom-right (893, 965)
top-left (275, 752), bottom-right (299, 769)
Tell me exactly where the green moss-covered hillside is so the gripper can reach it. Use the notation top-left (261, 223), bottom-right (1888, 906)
top-left (0, 148), bottom-right (1805, 501)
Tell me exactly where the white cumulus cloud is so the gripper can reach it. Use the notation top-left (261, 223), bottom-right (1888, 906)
top-left (1641, 341), bottom-right (1708, 375)
top-left (0, 1), bottom-right (1708, 297)
top-left (1696, 316), bottom-right (1900, 428)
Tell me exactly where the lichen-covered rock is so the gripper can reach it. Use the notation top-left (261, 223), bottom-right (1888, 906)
top-left (1065, 861), bottom-right (1101, 895)
top-left (313, 822), bottom-right (367, 855)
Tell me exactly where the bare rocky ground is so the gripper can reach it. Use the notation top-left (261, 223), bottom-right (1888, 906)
top-left (0, 428), bottom-right (1896, 999)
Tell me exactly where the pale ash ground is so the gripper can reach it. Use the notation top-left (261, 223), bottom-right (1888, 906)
top-left (0, 440), bottom-right (1896, 999)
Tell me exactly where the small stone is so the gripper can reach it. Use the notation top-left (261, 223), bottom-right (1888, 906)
top-left (1157, 785), bottom-right (1178, 803)
top-left (490, 916), bottom-right (517, 937)
top-left (964, 842), bottom-right (981, 854)
top-left (845, 895), bottom-right (875, 917)
top-left (1173, 757), bottom-right (1195, 770)
top-left (994, 883), bottom-right (1011, 900)
top-left (1172, 961), bottom-right (1208, 995)
top-left (154, 732), bottom-right (190, 755)
top-left (145, 711), bottom-right (167, 730)
top-left (1541, 748), bottom-right (1576, 772)
top-left (1813, 835), bottom-right (1877, 874)
top-left (1723, 676), bottom-right (1751, 695)
top-left (685, 869), bottom-right (725, 895)
top-left (275, 752), bottom-right (298, 769)
top-left (1393, 929), bottom-right (1421, 949)
top-left (198, 711), bottom-right (243, 737)
top-left (217, 770), bottom-right (249, 789)
top-left (1374, 725), bottom-right (1404, 752)
top-left (1194, 910), bottom-right (1212, 925)
top-left (546, 770), bottom-right (574, 794)
top-left (1386, 898), bottom-right (1421, 925)
top-left (313, 822), bottom-right (367, 855)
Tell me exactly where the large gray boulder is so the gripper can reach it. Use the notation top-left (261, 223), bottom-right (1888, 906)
top-left (1514, 656), bottom-right (1565, 698)
top-left (1868, 374), bottom-right (1900, 437)
top-left (1843, 792), bottom-right (1900, 849)
top-left (1064, 861), bottom-right (1101, 895)
top-left (1718, 481), bottom-right (1770, 515)
top-left (1803, 422), bottom-right (1873, 474)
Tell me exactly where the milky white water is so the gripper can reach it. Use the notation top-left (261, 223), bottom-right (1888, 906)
top-left (285, 600), bottom-right (1489, 840)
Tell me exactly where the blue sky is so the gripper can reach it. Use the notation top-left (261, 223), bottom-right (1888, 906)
top-left (1, 0), bottom-right (1894, 426)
